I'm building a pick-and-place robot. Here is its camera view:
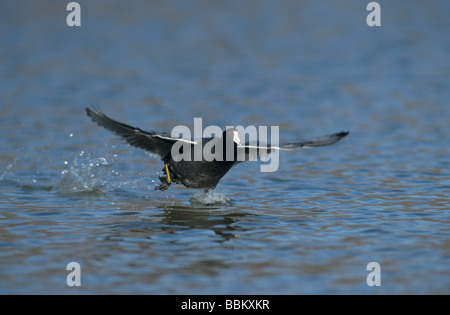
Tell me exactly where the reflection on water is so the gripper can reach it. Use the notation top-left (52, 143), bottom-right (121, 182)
top-left (1, 0), bottom-right (450, 294)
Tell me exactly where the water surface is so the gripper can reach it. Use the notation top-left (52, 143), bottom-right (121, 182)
top-left (1, 0), bottom-right (449, 294)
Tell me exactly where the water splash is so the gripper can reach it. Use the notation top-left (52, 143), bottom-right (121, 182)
top-left (55, 151), bottom-right (112, 196)
top-left (55, 149), bottom-right (157, 197)
top-left (190, 189), bottom-right (231, 206)
top-left (54, 150), bottom-right (232, 202)
top-left (0, 157), bottom-right (19, 181)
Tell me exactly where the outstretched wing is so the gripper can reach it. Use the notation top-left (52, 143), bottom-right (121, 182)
top-left (237, 131), bottom-right (349, 161)
top-left (85, 106), bottom-right (196, 159)
top-left (276, 131), bottom-right (349, 149)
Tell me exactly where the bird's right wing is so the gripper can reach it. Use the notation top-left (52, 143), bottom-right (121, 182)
top-left (85, 106), bottom-right (196, 159)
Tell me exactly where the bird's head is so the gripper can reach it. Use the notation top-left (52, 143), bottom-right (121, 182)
top-left (224, 128), bottom-right (241, 145)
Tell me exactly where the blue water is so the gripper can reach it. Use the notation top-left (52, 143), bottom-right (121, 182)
top-left (1, 0), bottom-right (449, 294)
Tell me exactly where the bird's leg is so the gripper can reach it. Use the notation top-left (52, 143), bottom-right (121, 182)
top-left (164, 163), bottom-right (171, 183)
top-left (155, 163), bottom-right (172, 191)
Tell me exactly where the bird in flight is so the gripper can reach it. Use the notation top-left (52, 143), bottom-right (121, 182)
top-left (86, 107), bottom-right (348, 191)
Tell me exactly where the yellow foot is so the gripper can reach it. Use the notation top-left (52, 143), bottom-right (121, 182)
top-left (155, 182), bottom-right (170, 191)
top-left (155, 163), bottom-right (171, 191)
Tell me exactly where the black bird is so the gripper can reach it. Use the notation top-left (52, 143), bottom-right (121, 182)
top-left (85, 107), bottom-right (348, 191)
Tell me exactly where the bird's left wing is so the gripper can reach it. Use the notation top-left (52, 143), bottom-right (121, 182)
top-left (236, 131), bottom-right (349, 161)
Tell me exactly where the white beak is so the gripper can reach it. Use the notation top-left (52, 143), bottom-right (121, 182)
top-left (233, 130), bottom-right (242, 145)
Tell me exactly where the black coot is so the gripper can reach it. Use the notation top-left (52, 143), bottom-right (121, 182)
top-left (86, 107), bottom-right (349, 191)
